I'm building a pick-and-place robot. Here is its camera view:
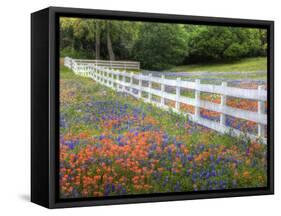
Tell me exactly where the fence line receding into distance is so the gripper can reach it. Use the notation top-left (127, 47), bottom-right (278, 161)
top-left (64, 57), bottom-right (140, 70)
top-left (64, 57), bottom-right (267, 143)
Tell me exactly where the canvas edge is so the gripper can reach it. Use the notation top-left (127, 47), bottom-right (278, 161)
top-left (30, 6), bottom-right (274, 209)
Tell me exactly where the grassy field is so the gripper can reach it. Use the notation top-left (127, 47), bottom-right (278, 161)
top-left (59, 65), bottom-right (267, 198)
top-left (145, 57), bottom-right (267, 80)
top-left (178, 71), bottom-right (267, 81)
top-left (168, 57), bottom-right (266, 72)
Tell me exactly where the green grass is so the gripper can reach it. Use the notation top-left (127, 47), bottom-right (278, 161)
top-left (206, 72), bottom-right (266, 80)
top-left (168, 57), bottom-right (267, 72)
top-left (60, 64), bottom-right (74, 78)
top-left (178, 71), bottom-right (267, 81)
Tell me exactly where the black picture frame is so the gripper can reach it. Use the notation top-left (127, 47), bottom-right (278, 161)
top-left (31, 6), bottom-right (274, 209)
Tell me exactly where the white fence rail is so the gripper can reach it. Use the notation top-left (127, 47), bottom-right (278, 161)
top-left (64, 57), bottom-right (140, 70)
top-left (64, 57), bottom-right (267, 143)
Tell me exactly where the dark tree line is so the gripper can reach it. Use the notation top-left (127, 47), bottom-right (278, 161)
top-left (60, 18), bottom-right (267, 70)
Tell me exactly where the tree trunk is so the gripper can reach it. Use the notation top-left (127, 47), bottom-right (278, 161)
top-left (95, 21), bottom-right (101, 60)
top-left (106, 21), bottom-right (115, 61)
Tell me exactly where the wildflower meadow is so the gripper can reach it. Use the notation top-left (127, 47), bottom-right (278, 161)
top-left (59, 66), bottom-right (267, 198)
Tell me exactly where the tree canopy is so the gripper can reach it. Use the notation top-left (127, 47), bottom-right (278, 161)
top-left (60, 17), bottom-right (267, 70)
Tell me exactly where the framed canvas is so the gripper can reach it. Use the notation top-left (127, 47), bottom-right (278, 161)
top-left (31, 6), bottom-right (274, 208)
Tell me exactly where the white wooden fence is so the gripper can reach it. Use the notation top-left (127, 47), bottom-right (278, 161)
top-left (64, 57), bottom-right (267, 143)
top-left (64, 57), bottom-right (140, 70)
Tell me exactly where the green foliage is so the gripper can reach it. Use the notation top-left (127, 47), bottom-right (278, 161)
top-left (60, 17), bottom-right (267, 70)
top-left (60, 47), bottom-right (93, 59)
top-left (185, 26), bottom-right (267, 63)
top-left (108, 20), bottom-right (141, 60)
top-left (132, 23), bottom-right (188, 70)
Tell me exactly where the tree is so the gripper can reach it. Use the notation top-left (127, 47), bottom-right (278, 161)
top-left (109, 20), bottom-right (141, 60)
top-left (106, 21), bottom-right (115, 61)
top-left (60, 18), bottom-right (77, 55)
top-left (59, 17), bottom-right (267, 68)
top-left (95, 20), bottom-right (101, 59)
top-left (185, 26), bottom-right (267, 63)
top-left (133, 23), bottom-right (188, 70)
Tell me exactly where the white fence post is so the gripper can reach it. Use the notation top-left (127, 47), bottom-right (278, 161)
top-left (108, 70), bottom-right (111, 87)
top-left (116, 71), bottom-right (120, 91)
top-left (107, 69), bottom-right (110, 86)
top-left (89, 65), bottom-right (93, 79)
top-left (96, 68), bottom-right (99, 81)
top-left (220, 82), bottom-right (227, 128)
top-left (105, 69), bottom-right (108, 86)
top-left (100, 68), bottom-right (103, 83)
top-left (258, 85), bottom-right (266, 137)
top-left (106, 69), bottom-right (110, 86)
top-left (195, 79), bottom-right (201, 120)
top-left (161, 75), bottom-right (165, 106)
top-left (102, 68), bottom-right (105, 84)
top-left (107, 70), bottom-right (110, 87)
top-left (130, 72), bottom-right (134, 94)
top-left (122, 71), bottom-right (126, 92)
top-left (103, 69), bottom-right (106, 84)
top-left (111, 70), bottom-right (114, 89)
top-left (96, 67), bottom-right (99, 81)
top-left (101, 69), bottom-right (104, 83)
top-left (104, 68), bottom-right (109, 86)
top-left (175, 77), bottom-right (181, 111)
top-left (148, 73), bottom-right (152, 102)
top-left (96, 67), bottom-right (98, 81)
top-left (138, 74), bottom-right (142, 98)
top-left (101, 69), bottom-right (103, 83)
top-left (98, 68), bottom-right (101, 83)
top-left (101, 68), bottom-right (103, 83)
